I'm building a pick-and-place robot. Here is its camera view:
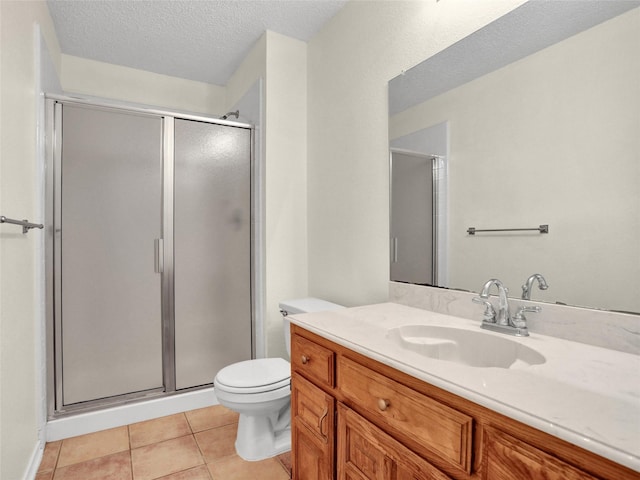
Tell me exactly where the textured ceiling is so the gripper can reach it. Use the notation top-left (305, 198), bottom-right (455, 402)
top-left (47, 0), bottom-right (348, 86)
top-left (389, 1), bottom-right (640, 115)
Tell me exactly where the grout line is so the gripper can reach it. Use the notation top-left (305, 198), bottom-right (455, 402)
top-left (129, 440), bottom-right (135, 480)
top-left (127, 426), bottom-right (136, 480)
top-left (53, 440), bottom-right (62, 474)
top-left (192, 431), bottom-right (207, 465)
top-left (181, 412), bottom-right (194, 434)
top-left (184, 411), bottom-right (196, 433)
top-left (205, 462), bottom-right (215, 480)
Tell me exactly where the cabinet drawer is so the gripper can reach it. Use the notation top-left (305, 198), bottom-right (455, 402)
top-left (338, 403), bottom-right (451, 480)
top-left (338, 356), bottom-right (473, 474)
top-left (291, 333), bottom-right (335, 388)
top-left (482, 426), bottom-right (598, 480)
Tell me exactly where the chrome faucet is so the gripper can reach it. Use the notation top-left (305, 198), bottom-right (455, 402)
top-left (472, 278), bottom-right (540, 337)
top-left (521, 273), bottom-right (548, 300)
top-left (480, 278), bottom-right (511, 326)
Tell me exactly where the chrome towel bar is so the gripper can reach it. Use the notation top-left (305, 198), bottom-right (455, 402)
top-left (467, 224), bottom-right (548, 235)
top-left (1, 215), bottom-right (44, 234)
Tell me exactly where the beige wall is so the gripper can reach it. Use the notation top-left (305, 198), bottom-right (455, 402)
top-left (390, 8), bottom-right (640, 312)
top-left (226, 34), bottom-right (265, 112)
top-left (262, 31), bottom-right (308, 357)
top-left (306, 0), bottom-right (526, 307)
top-left (224, 30), bottom-right (310, 359)
top-left (0, 1), bottom-right (61, 478)
top-left (62, 54), bottom-right (226, 115)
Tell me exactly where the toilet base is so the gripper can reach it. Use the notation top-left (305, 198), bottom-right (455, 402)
top-left (235, 406), bottom-right (291, 461)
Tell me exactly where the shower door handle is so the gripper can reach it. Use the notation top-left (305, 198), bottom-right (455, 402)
top-left (154, 238), bottom-right (164, 273)
top-left (392, 237), bottom-right (398, 263)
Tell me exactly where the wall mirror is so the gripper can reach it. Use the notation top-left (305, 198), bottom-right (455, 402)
top-left (388, 1), bottom-right (639, 314)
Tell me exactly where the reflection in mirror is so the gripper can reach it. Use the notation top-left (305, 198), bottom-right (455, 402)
top-left (390, 151), bottom-right (438, 285)
top-left (388, 2), bottom-right (640, 314)
top-left (390, 121), bottom-right (449, 286)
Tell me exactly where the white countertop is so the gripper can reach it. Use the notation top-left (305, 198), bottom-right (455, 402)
top-left (289, 302), bottom-right (640, 472)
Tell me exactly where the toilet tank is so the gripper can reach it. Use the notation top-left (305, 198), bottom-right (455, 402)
top-left (279, 298), bottom-right (345, 357)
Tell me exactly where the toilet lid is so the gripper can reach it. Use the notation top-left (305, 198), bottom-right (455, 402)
top-left (215, 358), bottom-right (291, 394)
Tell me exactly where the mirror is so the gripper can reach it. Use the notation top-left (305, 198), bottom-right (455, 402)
top-left (388, 1), bottom-right (640, 314)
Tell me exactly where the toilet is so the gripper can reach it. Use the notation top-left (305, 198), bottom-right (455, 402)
top-left (213, 298), bottom-right (345, 461)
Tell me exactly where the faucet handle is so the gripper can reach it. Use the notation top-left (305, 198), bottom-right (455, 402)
top-left (513, 305), bottom-right (541, 327)
top-left (472, 297), bottom-right (496, 323)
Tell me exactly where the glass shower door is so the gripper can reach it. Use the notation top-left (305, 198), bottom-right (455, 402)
top-left (390, 151), bottom-right (435, 285)
top-left (57, 104), bottom-right (164, 406)
top-left (173, 119), bottom-right (252, 390)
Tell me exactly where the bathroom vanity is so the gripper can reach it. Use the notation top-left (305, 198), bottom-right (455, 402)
top-left (289, 303), bottom-right (639, 480)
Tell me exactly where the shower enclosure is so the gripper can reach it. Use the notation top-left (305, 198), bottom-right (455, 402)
top-left (45, 98), bottom-right (254, 415)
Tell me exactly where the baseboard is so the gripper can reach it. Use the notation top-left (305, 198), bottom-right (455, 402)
top-left (22, 440), bottom-right (44, 480)
top-left (46, 387), bottom-right (218, 442)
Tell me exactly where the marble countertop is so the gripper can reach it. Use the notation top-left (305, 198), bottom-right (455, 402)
top-left (289, 302), bottom-right (640, 472)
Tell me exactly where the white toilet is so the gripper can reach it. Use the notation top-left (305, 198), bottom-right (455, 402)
top-left (213, 298), bottom-right (344, 461)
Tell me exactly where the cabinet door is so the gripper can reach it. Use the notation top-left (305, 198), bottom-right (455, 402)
top-left (337, 403), bottom-right (451, 480)
top-left (292, 373), bottom-right (335, 480)
top-left (482, 426), bottom-right (598, 480)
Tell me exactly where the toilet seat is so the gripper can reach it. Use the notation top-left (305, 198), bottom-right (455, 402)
top-left (214, 358), bottom-right (291, 395)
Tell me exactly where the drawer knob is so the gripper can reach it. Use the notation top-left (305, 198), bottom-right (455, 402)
top-left (377, 398), bottom-right (390, 411)
top-left (301, 355), bottom-right (309, 365)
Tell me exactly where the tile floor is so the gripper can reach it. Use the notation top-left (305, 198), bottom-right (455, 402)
top-left (36, 405), bottom-right (292, 480)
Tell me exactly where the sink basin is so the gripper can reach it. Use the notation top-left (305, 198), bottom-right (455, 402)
top-left (386, 325), bottom-right (546, 369)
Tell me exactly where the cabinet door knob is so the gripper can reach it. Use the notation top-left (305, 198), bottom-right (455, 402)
top-left (377, 398), bottom-right (390, 411)
top-left (301, 355), bottom-right (309, 365)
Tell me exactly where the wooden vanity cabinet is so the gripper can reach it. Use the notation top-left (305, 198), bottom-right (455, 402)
top-left (290, 324), bottom-right (638, 480)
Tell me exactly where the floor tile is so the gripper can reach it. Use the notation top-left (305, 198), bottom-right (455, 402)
top-left (185, 405), bottom-right (238, 433)
top-left (44, 408), bottom-right (291, 479)
top-left (129, 413), bottom-right (192, 449)
top-left (193, 424), bottom-right (237, 462)
top-left (38, 440), bottom-right (62, 473)
top-left (57, 426), bottom-right (130, 468)
top-left (156, 465), bottom-right (212, 480)
top-left (52, 450), bottom-right (132, 480)
top-left (131, 435), bottom-right (203, 480)
top-left (207, 455), bottom-right (290, 480)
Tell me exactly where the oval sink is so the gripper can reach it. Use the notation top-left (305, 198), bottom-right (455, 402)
top-left (386, 325), bottom-right (546, 369)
